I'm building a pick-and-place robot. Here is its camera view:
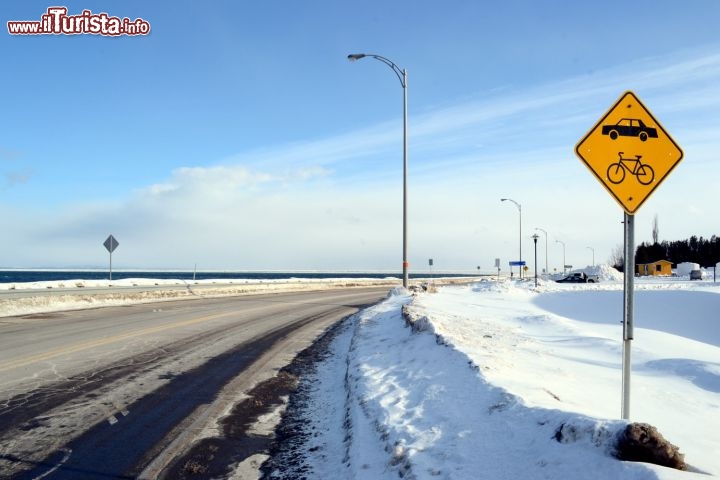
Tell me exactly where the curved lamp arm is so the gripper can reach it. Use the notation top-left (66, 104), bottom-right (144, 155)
top-left (348, 53), bottom-right (406, 88)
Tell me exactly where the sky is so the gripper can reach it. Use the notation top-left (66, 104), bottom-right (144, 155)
top-left (2, 1), bottom-right (719, 272)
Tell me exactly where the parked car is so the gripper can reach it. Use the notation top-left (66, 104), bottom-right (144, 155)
top-left (602, 118), bottom-right (658, 142)
top-left (555, 272), bottom-right (599, 283)
top-left (689, 270), bottom-right (702, 280)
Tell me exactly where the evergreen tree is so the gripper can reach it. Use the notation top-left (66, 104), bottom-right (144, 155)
top-left (635, 235), bottom-right (720, 267)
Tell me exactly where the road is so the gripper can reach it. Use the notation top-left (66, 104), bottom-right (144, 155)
top-left (0, 287), bottom-right (388, 479)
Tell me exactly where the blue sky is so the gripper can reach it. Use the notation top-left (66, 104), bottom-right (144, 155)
top-left (2, 1), bottom-right (719, 272)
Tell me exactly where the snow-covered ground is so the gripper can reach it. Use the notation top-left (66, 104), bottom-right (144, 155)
top-left (265, 273), bottom-right (720, 479)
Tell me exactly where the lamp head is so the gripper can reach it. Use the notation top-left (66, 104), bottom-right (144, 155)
top-left (347, 53), bottom-right (366, 61)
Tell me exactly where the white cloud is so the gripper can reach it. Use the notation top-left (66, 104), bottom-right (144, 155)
top-left (139, 164), bottom-right (326, 198)
top-left (5, 45), bottom-right (720, 270)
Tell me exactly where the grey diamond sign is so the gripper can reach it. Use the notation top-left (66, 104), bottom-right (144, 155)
top-left (104, 235), bottom-right (119, 253)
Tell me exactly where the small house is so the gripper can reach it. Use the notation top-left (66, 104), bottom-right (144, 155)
top-left (636, 259), bottom-right (673, 276)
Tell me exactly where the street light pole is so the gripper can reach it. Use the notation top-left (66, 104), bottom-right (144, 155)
top-left (348, 53), bottom-right (409, 288)
top-left (586, 246), bottom-right (595, 267)
top-left (535, 227), bottom-right (548, 275)
top-left (556, 239), bottom-right (566, 274)
top-left (501, 198), bottom-right (522, 279)
top-left (531, 234), bottom-right (539, 287)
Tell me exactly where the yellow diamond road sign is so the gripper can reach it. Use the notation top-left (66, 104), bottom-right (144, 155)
top-left (575, 91), bottom-right (683, 214)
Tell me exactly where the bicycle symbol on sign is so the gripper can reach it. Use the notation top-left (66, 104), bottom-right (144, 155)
top-left (606, 151), bottom-right (655, 185)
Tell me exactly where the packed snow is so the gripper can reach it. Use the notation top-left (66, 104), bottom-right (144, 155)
top-left (266, 274), bottom-right (720, 479)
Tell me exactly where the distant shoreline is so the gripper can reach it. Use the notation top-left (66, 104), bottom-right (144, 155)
top-left (0, 270), bottom-right (485, 284)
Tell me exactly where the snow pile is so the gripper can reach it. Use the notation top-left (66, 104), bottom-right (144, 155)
top-left (277, 279), bottom-right (720, 478)
top-left (404, 281), bottom-right (719, 478)
top-left (582, 264), bottom-right (624, 282)
top-left (342, 291), bottom-right (635, 479)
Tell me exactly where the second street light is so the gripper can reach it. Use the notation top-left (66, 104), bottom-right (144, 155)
top-left (556, 239), bottom-right (566, 275)
top-left (531, 234), bottom-right (539, 287)
top-left (535, 227), bottom-right (548, 275)
top-left (348, 53), bottom-right (409, 288)
top-left (501, 198), bottom-right (522, 279)
top-left (586, 246), bottom-right (595, 267)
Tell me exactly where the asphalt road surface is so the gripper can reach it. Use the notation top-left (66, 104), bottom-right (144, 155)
top-left (0, 287), bottom-right (388, 479)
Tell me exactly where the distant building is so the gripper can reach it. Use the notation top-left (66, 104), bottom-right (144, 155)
top-left (676, 262), bottom-right (700, 277)
top-left (636, 259), bottom-right (673, 276)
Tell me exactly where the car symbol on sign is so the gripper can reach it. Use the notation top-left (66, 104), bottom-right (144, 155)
top-left (601, 118), bottom-right (658, 142)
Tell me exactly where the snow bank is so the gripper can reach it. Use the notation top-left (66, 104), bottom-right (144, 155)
top-left (401, 281), bottom-right (719, 478)
top-left (581, 264), bottom-right (624, 282)
top-left (0, 278), bottom-right (400, 318)
top-left (283, 279), bottom-right (717, 477)
top-left (0, 276), bottom-right (396, 292)
top-left (336, 287), bottom-right (674, 479)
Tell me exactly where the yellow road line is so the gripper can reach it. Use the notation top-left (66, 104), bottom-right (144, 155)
top-left (0, 311), bottom-right (237, 372)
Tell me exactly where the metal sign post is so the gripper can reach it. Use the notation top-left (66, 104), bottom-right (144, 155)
top-left (103, 235), bottom-right (119, 281)
top-left (509, 260), bottom-right (526, 280)
top-left (622, 214), bottom-right (635, 420)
